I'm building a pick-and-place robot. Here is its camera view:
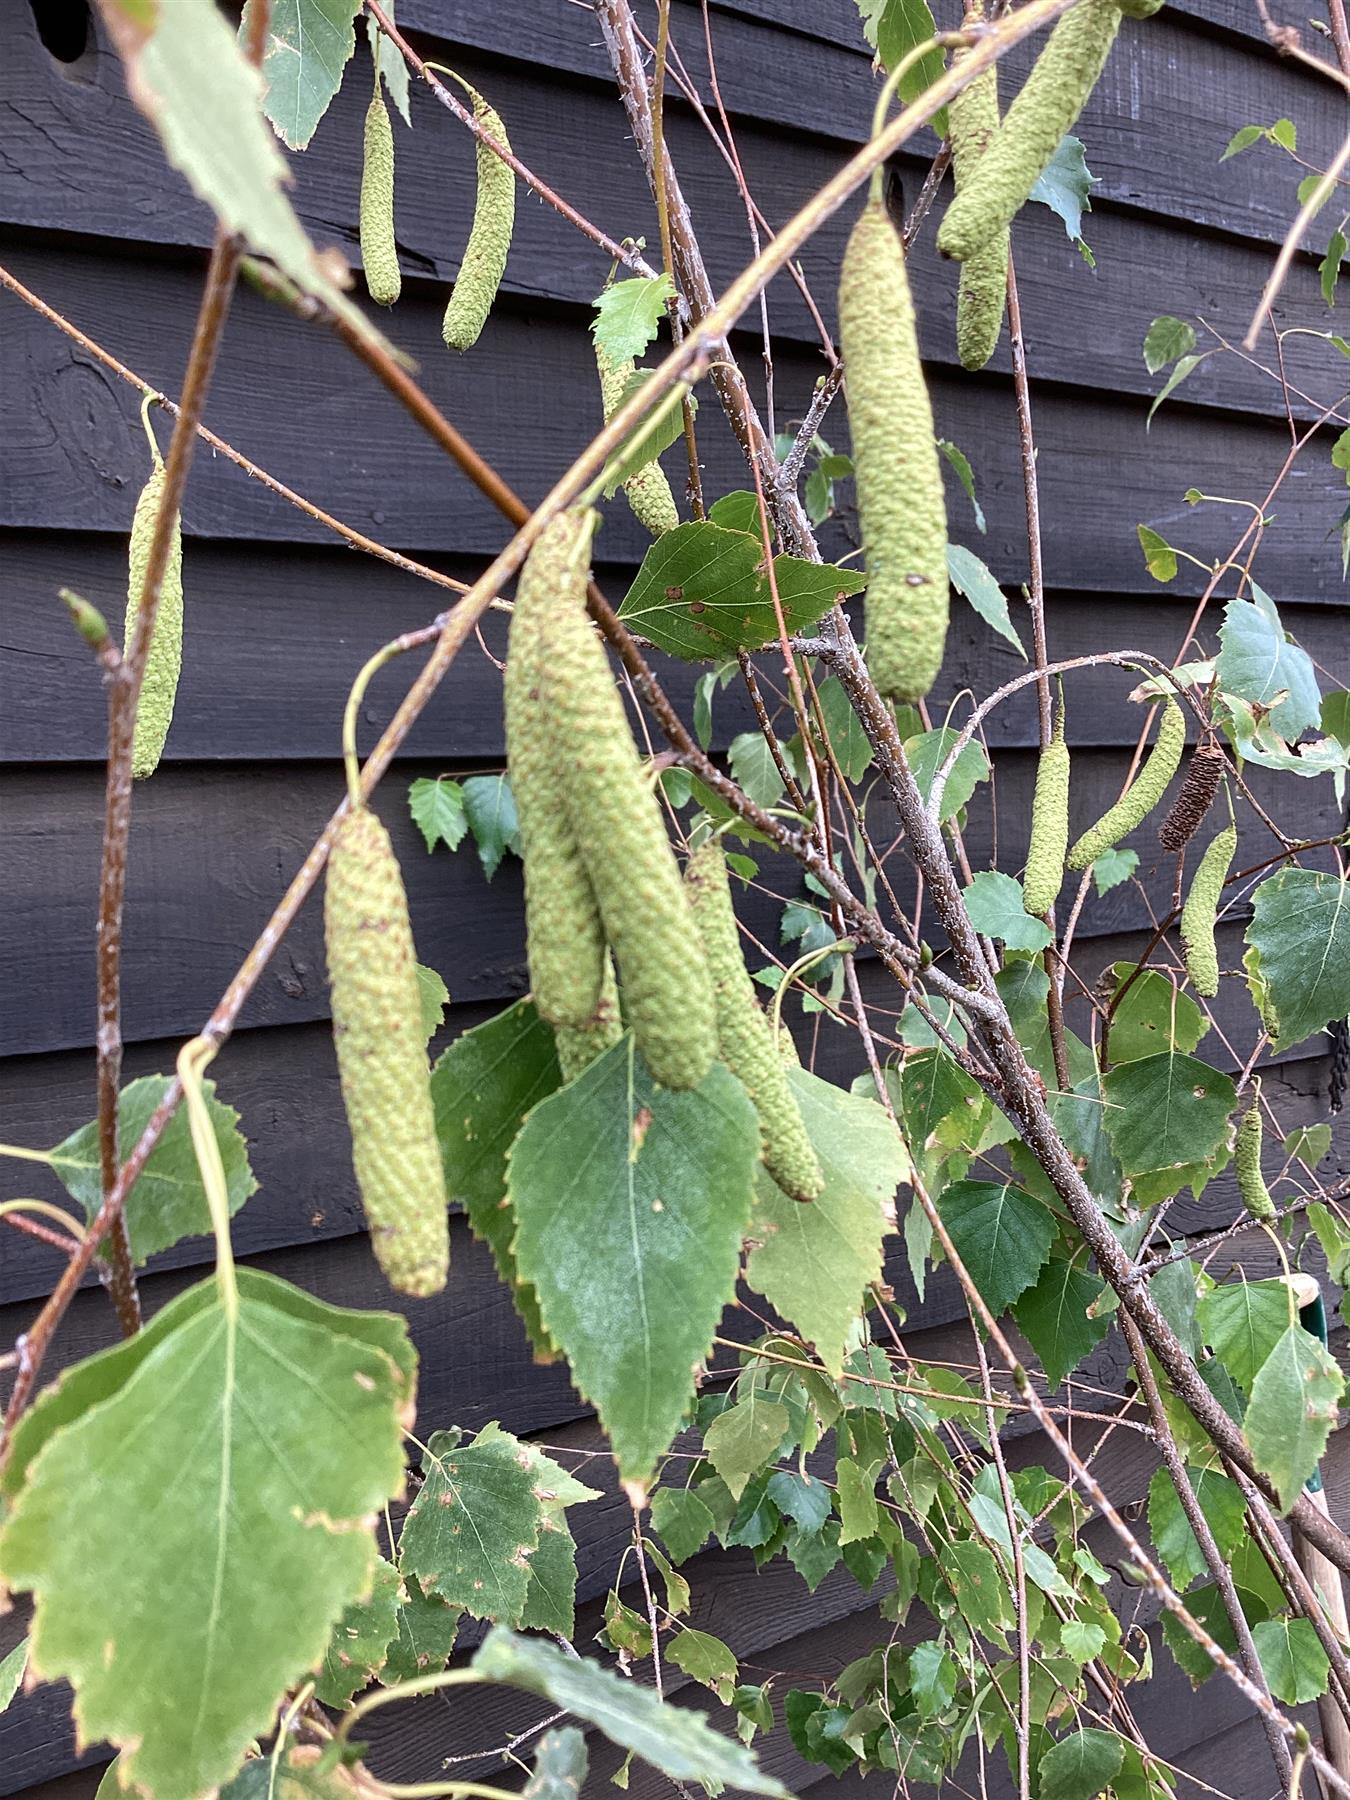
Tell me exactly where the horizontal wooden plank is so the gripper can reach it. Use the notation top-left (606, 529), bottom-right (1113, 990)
top-left (4, 739), bottom-right (1345, 1059)
top-left (3, 18), bottom-right (1342, 430)
top-left (5, 527), bottom-right (1350, 766)
top-left (6, 0), bottom-right (1338, 270)
top-left (4, 241), bottom-right (1348, 610)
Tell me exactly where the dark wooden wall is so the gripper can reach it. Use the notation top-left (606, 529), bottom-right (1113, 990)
top-left (2, 0), bottom-right (1348, 1792)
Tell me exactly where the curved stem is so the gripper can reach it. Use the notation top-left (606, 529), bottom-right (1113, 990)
top-left (176, 1037), bottom-right (236, 1318)
top-left (0, 1200), bottom-right (86, 1243)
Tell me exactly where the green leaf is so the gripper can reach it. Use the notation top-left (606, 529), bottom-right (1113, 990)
top-left (1270, 117), bottom-right (1298, 151)
top-left (836, 1457), bottom-right (881, 1544)
top-left (1013, 1257), bottom-right (1108, 1389)
top-left (1039, 1729), bottom-right (1125, 1800)
top-left (1137, 524), bottom-right (1178, 582)
top-left (0, 1271), bottom-right (411, 1800)
top-left (1105, 965), bottom-right (1210, 1063)
top-left (787, 1517), bottom-right (842, 1590)
top-left (650, 1487), bottom-right (715, 1564)
top-left (899, 1049), bottom-right (989, 1163)
top-left (707, 490), bottom-right (761, 533)
top-left (524, 1728), bottom-right (589, 1800)
top-left (365, 5), bottom-right (410, 127)
top-left (905, 726), bottom-right (991, 821)
top-left (473, 1629), bottom-right (789, 1794)
top-left (509, 1035), bottom-right (760, 1481)
top-left (668, 1629), bottom-right (738, 1702)
top-left (592, 276), bottom-right (675, 364)
top-left (415, 964), bottom-right (449, 1042)
top-left (745, 1068), bottom-right (906, 1376)
top-left (618, 522), bottom-right (861, 661)
top-left (1146, 1466), bottom-right (1245, 1591)
top-left (461, 774), bottom-right (520, 879)
top-left (1143, 317), bottom-right (1197, 374)
top-left (703, 1397), bottom-right (789, 1501)
top-left (908, 1641), bottom-right (957, 1717)
top-left (1322, 229), bottom-right (1347, 307)
top-left (400, 1422), bottom-right (552, 1626)
top-left (519, 1518), bottom-right (582, 1638)
top-left (767, 1470), bottom-right (832, 1535)
top-left (1030, 135), bottom-right (1094, 243)
top-left (937, 1180), bottom-right (1055, 1318)
top-left (1310, 1201), bottom-right (1350, 1286)
top-left (1221, 124), bottom-right (1265, 160)
top-left (217, 1747), bottom-right (372, 1799)
top-left (245, 0), bottom-right (361, 150)
top-left (938, 441), bottom-right (986, 533)
top-left (49, 1074), bottom-right (256, 1266)
top-left (1148, 354), bottom-right (1205, 425)
top-left (1162, 1581), bottom-right (1239, 1684)
top-left (408, 776), bottom-right (467, 853)
top-left (938, 1539), bottom-right (1012, 1644)
top-left (1288, 1122), bottom-right (1332, 1166)
top-left (947, 545), bottom-right (1026, 657)
top-left (0, 1638), bottom-right (28, 1714)
top-left (1216, 596), bottom-right (1322, 741)
top-left (432, 1000), bottom-right (562, 1358)
top-left (728, 731), bottom-right (787, 809)
top-left (812, 675), bottom-right (873, 782)
top-left (1252, 1617), bottom-right (1329, 1703)
top-left (1198, 1278), bottom-right (1293, 1391)
top-left (962, 871), bottom-right (1054, 951)
top-left (1061, 1621), bottom-right (1107, 1663)
top-left (599, 374), bottom-right (693, 499)
top-left (1101, 1053), bottom-right (1236, 1179)
top-left (315, 1557), bottom-right (401, 1708)
top-left (380, 1576), bottom-right (461, 1685)
top-left (1094, 848), bottom-right (1139, 899)
top-left (1247, 869), bottom-right (1350, 1049)
top-left (115, 0), bottom-right (380, 344)
top-left (857, 0), bottom-right (948, 136)
top-left (1245, 1323), bottom-right (1344, 1509)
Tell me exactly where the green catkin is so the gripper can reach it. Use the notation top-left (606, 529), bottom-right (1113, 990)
top-left (553, 958), bottom-right (624, 1083)
top-left (360, 91), bottom-right (401, 307)
top-left (1023, 730), bottom-right (1071, 917)
top-left (504, 512), bottom-right (609, 1030)
top-left (838, 197), bottom-right (949, 702)
top-left (1066, 698), bottom-right (1185, 871)
top-left (937, 0), bottom-right (1164, 266)
top-left (595, 339), bottom-right (680, 538)
top-left (442, 89), bottom-right (516, 352)
top-left (325, 805), bottom-right (450, 1297)
top-left (1235, 1097), bottom-right (1276, 1222)
top-left (684, 843), bottom-right (824, 1202)
top-left (948, 13), bottom-right (1009, 371)
top-left (537, 511), bottom-right (718, 1090)
top-left (1179, 823), bottom-right (1236, 998)
top-left (125, 460), bottom-right (184, 781)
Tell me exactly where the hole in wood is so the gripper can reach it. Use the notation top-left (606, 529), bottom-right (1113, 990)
top-left (28, 0), bottom-right (90, 65)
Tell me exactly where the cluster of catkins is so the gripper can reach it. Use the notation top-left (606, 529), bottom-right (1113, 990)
top-left (506, 509), bottom-right (824, 1203)
top-left (842, 0), bottom-right (1163, 706)
top-left (360, 71), bottom-right (516, 352)
top-left (1023, 693), bottom-right (1236, 1001)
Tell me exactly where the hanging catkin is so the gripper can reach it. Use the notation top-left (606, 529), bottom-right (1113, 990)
top-left (443, 87), bottom-right (516, 352)
top-left (595, 338), bottom-right (680, 537)
top-left (1023, 722), bottom-right (1071, 917)
top-left (838, 196), bottom-right (949, 702)
top-left (1159, 740), bottom-right (1224, 852)
top-left (948, 6), bottom-right (1009, 371)
top-left (553, 957), bottom-right (624, 1083)
top-left (325, 804), bottom-right (450, 1297)
top-left (1179, 823), bottom-right (1236, 998)
top-left (504, 512), bottom-right (609, 1030)
top-left (937, 0), bottom-right (1163, 265)
top-left (536, 511), bottom-right (718, 1090)
top-left (125, 458), bottom-right (184, 781)
top-left (1234, 1095), bottom-right (1276, 1222)
top-left (360, 89), bottom-right (401, 307)
top-left (1066, 698), bottom-right (1185, 870)
top-left (685, 842), bottom-right (824, 1201)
